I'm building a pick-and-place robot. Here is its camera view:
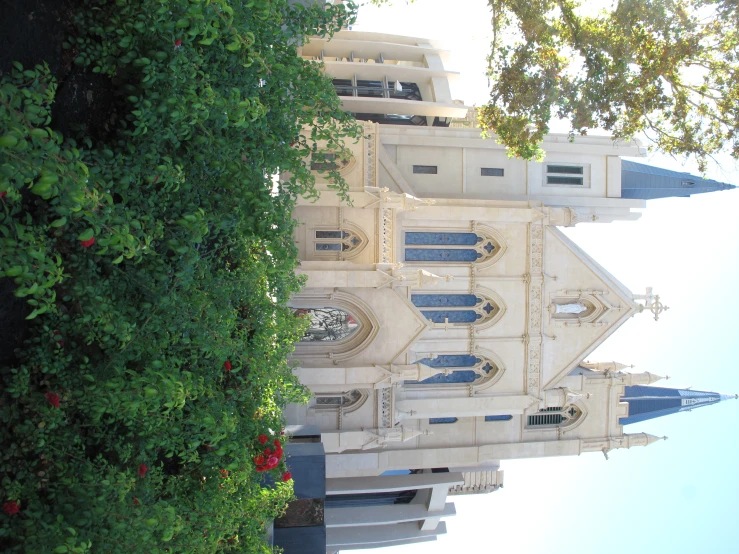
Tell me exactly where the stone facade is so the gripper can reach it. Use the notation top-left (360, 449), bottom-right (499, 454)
top-left (286, 29), bottom-right (735, 551)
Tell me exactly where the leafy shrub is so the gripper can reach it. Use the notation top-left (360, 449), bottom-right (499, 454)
top-left (0, 0), bottom-right (360, 552)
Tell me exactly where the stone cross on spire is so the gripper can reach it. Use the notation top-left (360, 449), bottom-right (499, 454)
top-left (633, 287), bottom-right (670, 321)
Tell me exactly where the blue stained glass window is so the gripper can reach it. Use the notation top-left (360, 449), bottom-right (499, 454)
top-left (429, 417), bottom-right (458, 424)
top-left (414, 370), bottom-right (480, 384)
top-left (405, 249), bottom-right (481, 262)
top-left (406, 355), bottom-right (484, 384)
top-left (420, 310), bottom-right (480, 323)
top-left (416, 355), bottom-right (480, 368)
top-left (411, 294), bottom-right (481, 307)
top-left (405, 232), bottom-right (481, 245)
top-left (485, 415), bottom-right (513, 422)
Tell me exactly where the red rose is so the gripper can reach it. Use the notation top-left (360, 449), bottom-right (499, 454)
top-left (44, 392), bottom-right (61, 408)
top-left (80, 237), bottom-right (95, 248)
top-left (174, 39), bottom-right (182, 48)
top-left (255, 465), bottom-right (266, 473)
top-left (3, 501), bottom-right (19, 515)
top-left (273, 439), bottom-right (281, 447)
top-left (267, 456), bottom-right (278, 468)
top-left (275, 449), bottom-right (282, 461)
top-left (263, 448), bottom-right (271, 456)
top-left (138, 464), bottom-right (148, 478)
top-left (254, 455), bottom-right (265, 465)
top-left (223, 361), bottom-right (232, 371)
top-left (281, 472), bottom-right (292, 482)
top-left (257, 434), bottom-right (268, 445)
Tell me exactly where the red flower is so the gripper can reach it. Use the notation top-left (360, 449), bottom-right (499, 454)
top-left (3, 501), bottom-right (19, 515)
top-left (273, 439), bottom-right (281, 447)
top-left (219, 469), bottom-right (229, 479)
top-left (255, 465), bottom-right (266, 473)
top-left (223, 361), bottom-right (232, 371)
top-left (257, 434), bottom-right (268, 445)
top-left (275, 449), bottom-right (283, 461)
top-left (44, 392), bottom-right (60, 408)
top-left (133, 497), bottom-right (140, 506)
top-left (282, 472), bottom-right (292, 482)
top-left (263, 448), bottom-right (271, 456)
top-left (280, 429), bottom-right (285, 435)
top-left (138, 464), bottom-right (148, 478)
top-left (80, 237), bottom-right (95, 248)
top-left (254, 455), bottom-right (265, 465)
top-left (267, 456), bottom-right (278, 468)
top-left (174, 39), bottom-right (182, 48)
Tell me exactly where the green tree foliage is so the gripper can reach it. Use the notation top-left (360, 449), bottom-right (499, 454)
top-left (0, 0), bottom-right (360, 552)
top-left (480, 0), bottom-right (739, 168)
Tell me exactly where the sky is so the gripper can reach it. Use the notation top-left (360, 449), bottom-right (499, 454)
top-left (347, 1), bottom-right (739, 553)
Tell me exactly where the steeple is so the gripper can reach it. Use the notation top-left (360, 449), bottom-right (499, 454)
top-left (620, 385), bottom-right (737, 425)
top-left (621, 160), bottom-right (736, 200)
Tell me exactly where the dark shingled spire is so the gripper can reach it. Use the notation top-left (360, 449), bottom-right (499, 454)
top-left (619, 386), bottom-right (736, 425)
top-left (621, 160), bottom-right (736, 200)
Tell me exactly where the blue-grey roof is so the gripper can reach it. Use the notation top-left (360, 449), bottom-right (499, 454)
top-left (621, 160), bottom-right (736, 200)
top-left (619, 385), bottom-right (721, 425)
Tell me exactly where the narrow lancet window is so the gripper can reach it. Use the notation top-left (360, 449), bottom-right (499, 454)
top-left (411, 294), bottom-right (497, 325)
top-left (404, 232), bottom-right (497, 263)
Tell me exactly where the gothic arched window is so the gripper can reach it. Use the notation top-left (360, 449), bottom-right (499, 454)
top-left (314, 390), bottom-right (363, 408)
top-left (411, 293), bottom-right (498, 325)
top-left (293, 307), bottom-right (360, 342)
top-left (527, 406), bottom-right (582, 427)
top-left (314, 229), bottom-right (363, 253)
top-left (310, 151), bottom-right (355, 174)
top-left (405, 355), bottom-right (496, 384)
top-left (404, 231), bottom-right (499, 263)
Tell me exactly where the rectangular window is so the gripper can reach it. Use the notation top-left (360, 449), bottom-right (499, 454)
top-left (484, 415), bottom-right (513, 422)
top-left (481, 167), bottom-right (504, 177)
top-left (545, 164), bottom-right (585, 186)
top-left (429, 417), bottom-right (458, 424)
top-left (413, 165), bottom-right (438, 174)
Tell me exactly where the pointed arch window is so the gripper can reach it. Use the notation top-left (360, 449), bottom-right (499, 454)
top-left (411, 293), bottom-right (498, 325)
top-left (527, 406), bottom-right (581, 427)
top-left (310, 151), bottom-right (355, 174)
top-left (404, 232), bottom-right (498, 263)
top-left (314, 390), bottom-right (363, 408)
top-left (293, 307), bottom-right (360, 342)
top-left (405, 355), bottom-right (497, 384)
top-left (314, 229), bottom-right (363, 253)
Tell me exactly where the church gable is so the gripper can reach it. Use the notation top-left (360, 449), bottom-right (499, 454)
top-left (539, 227), bottom-right (639, 389)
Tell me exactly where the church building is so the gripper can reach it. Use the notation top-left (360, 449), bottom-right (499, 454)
top-left (285, 29), bottom-right (737, 551)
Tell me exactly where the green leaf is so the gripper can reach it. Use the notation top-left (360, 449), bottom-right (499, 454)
top-left (225, 41), bottom-right (241, 52)
top-left (50, 217), bottom-right (67, 227)
top-left (77, 229), bottom-right (94, 241)
top-left (0, 135), bottom-right (18, 148)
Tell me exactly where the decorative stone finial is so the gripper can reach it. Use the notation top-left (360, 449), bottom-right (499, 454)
top-left (633, 287), bottom-right (669, 321)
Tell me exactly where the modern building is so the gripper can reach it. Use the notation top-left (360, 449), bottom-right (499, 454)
top-left (285, 29), bottom-right (737, 551)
